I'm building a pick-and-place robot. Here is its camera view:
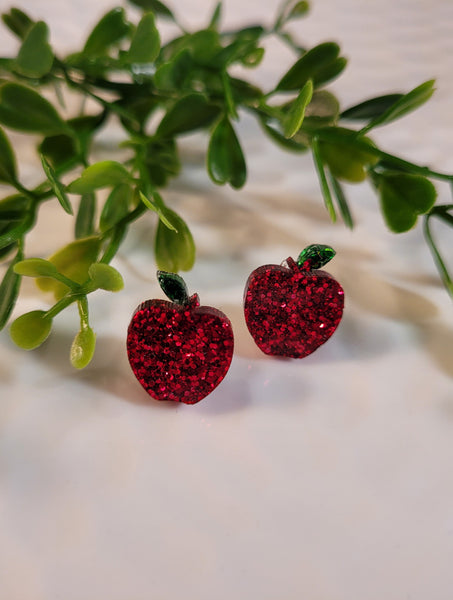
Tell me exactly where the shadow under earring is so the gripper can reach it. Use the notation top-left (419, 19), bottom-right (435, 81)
top-left (127, 271), bottom-right (234, 404)
top-left (244, 244), bottom-right (344, 358)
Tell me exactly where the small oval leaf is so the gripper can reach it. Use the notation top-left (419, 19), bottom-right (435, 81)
top-left (360, 80), bottom-right (436, 134)
top-left (128, 12), bottom-right (160, 63)
top-left (99, 184), bottom-right (131, 232)
top-left (276, 42), bottom-right (340, 91)
top-left (127, 0), bottom-right (176, 21)
top-left (0, 82), bottom-right (67, 134)
top-left (68, 161), bottom-right (131, 194)
top-left (14, 258), bottom-right (58, 278)
top-left (377, 172), bottom-right (437, 233)
top-left (155, 208), bottom-right (195, 272)
top-left (70, 326), bottom-right (96, 369)
top-left (207, 117), bottom-right (247, 189)
top-left (284, 79), bottom-right (313, 138)
top-left (10, 310), bottom-right (52, 350)
top-left (39, 133), bottom-right (78, 170)
top-left (156, 93), bottom-right (221, 138)
top-left (41, 155), bottom-right (73, 215)
top-left (287, 1), bottom-right (310, 20)
top-left (318, 128), bottom-right (379, 183)
top-left (75, 193), bottom-right (96, 239)
top-left (16, 21), bottom-right (54, 78)
top-left (88, 263), bottom-right (124, 292)
top-left (83, 8), bottom-right (130, 57)
top-left (341, 94), bottom-right (405, 121)
top-left (1, 8), bottom-right (34, 40)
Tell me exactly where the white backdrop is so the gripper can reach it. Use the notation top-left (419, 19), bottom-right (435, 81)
top-left (0, 1), bottom-right (452, 599)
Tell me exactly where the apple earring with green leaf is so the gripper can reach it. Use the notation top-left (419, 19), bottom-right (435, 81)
top-left (127, 271), bottom-right (234, 404)
top-left (243, 244), bottom-right (344, 358)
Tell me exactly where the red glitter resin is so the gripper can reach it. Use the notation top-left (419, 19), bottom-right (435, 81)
top-left (127, 294), bottom-right (234, 404)
top-left (244, 256), bottom-right (344, 358)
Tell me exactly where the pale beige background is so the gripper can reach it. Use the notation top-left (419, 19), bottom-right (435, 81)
top-left (0, 1), bottom-right (452, 599)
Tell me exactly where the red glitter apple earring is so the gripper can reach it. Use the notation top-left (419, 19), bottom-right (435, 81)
top-left (244, 244), bottom-right (344, 358)
top-left (127, 271), bottom-right (234, 404)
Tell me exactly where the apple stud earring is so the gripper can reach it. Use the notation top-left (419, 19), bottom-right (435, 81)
top-left (127, 271), bottom-right (234, 404)
top-left (244, 244), bottom-right (344, 358)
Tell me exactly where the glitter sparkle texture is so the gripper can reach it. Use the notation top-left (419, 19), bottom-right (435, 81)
top-left (244, 257), bottom-right (344, 358)
top-left (127, 298), bottom-right (234, 404)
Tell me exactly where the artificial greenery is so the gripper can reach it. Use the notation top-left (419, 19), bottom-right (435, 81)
top-left (0, 0), bottom-right (451, 367)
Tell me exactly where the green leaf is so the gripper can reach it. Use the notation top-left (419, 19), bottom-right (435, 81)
top-left (230, 77), bottom-right (263, 104)
top-left (70, 325), bottom-right (96, 369)
top-left (359, 80), bottom-right (436, 135)
top-left (187, 30), bottom-right (221, 65)
top-left (274, 0), bottom-right (310, 29)
top-left (328, 172), bottom-right (354, 229)
top-left (88, 263), bottom-right (124, 292)
top-left (276, 42), bottom-right (340, 91)
top-left (83, 8), bottom-right (130, 57)
top-left (117, 95), bottom-right (159, 133)
top-left (99, 184), bottom-right (131, 232)
top-left (41, 155), bottom-right (73, 215)
top-left (16, 21), bottom-right (54, 78)
top-left (128, 12), bottom-right (160, 63)
top-left (13, 258), bottom-right (58, 278)
top-left (258, 115), bottom-right (309, 153)
top-left (284, 79), bottom-right (313, 138)
top-left (154, 48), bottom-right (192, 90)
top-left (377, 172), bottom-right (437, 233)
top-left (0, 194), bottom-right (29, 214)
top-left (0, 246), bottom-right (23, 330)
top-left (1, 8), bottom-right (34, 40)
top-left (0, 210), bottom-right (35, 251)
top-left (75, 193), bottom-right (96, 239)
top-left (127, 0), bottom-right (176, 21)
top-left (312, 57), bottom-right (347, 87)
top-left (207, 117), bottom-right (247, 189)
top-left (39, 133), bottom-right (78, 170)
top-left (286, 1), bottom-right (310, 19)
top-left (0, 126), bottom-right (17, 184)
top-left (142, 138), bottom-right (181, 187)
top-left (0, 82), bottom-right (67, 134)
top-left (36, 237), bottom-right (101, 300)
top-left (209, 2), bottom-right (222, 29)
top-left (10, 310), bottom-right (52, 350)
top-left (240, 47), bottom-right (265, 67)
top-left (318, 128), bottom-right (379, 183)
top-left (312, 137), bottom-right (336, 222)
top-left (155, 208), bottom-right (195, 272)
top-left (341, 94), bottom-right (404, 121)
top-left (303, 90), bottom-right (340, 126)
top-left (156, 93), bottom-right (221, 138)
top-left (68, 161), bottom-right (131, 194)
top-left (139, 191), bottom-right (178, 231)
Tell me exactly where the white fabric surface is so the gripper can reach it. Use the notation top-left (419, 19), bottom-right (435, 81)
top-left (0, 1), bottom-right (452, 599)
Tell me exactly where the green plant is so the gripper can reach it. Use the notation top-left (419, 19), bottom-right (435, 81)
top-left (0, 0), bottom-right (451, 367)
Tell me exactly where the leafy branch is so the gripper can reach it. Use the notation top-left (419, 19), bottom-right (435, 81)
top-left (0, 0), bottom-right (451, 368)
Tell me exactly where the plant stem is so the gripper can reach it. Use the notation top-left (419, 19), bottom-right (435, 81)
top-left (423, 205), bottom-right (453, 299)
